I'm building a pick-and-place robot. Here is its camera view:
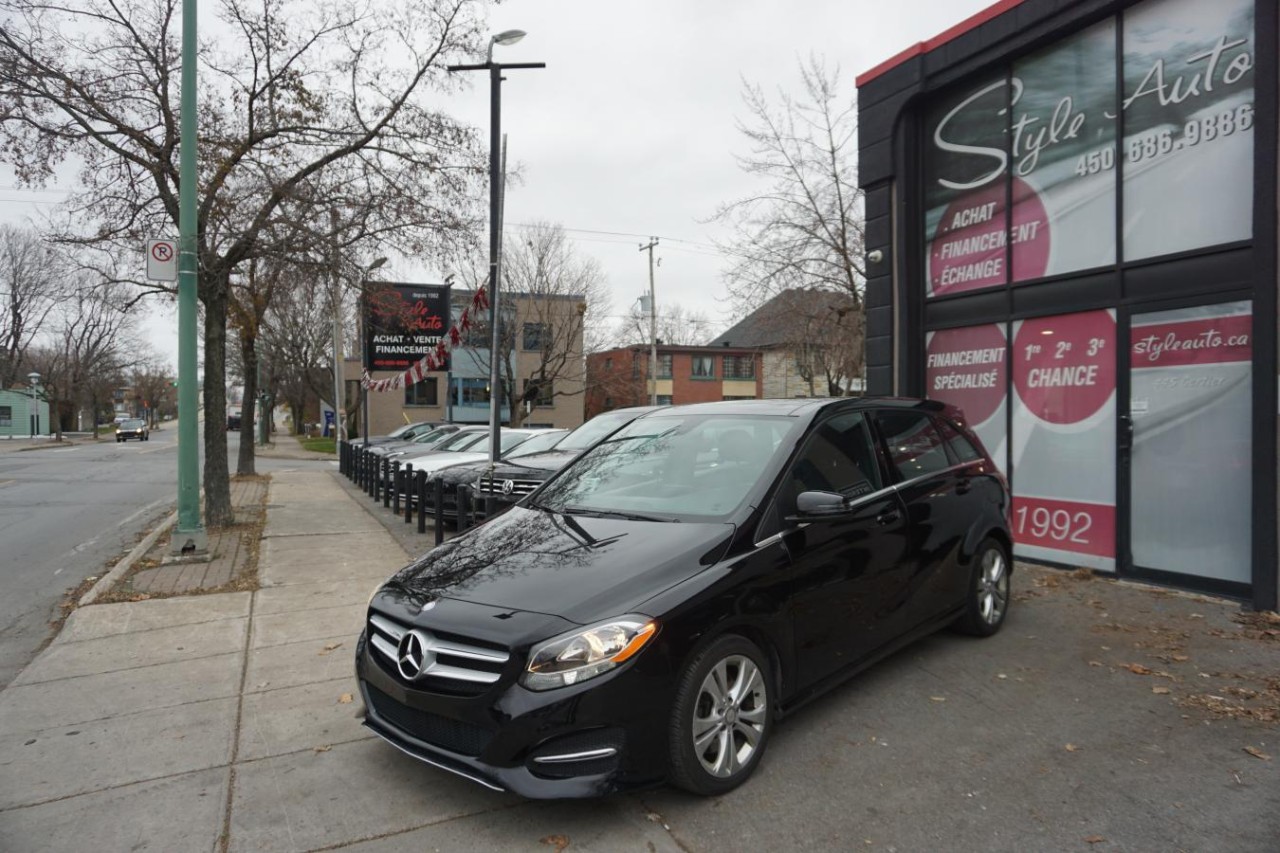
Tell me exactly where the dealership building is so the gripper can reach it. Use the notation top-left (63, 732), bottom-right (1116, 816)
top-left (856, 0), bottom-right (1276, 610)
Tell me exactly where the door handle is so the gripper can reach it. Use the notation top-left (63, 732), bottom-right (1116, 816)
top-left (876, 510), bottom-right (900, 526)
top-left (1118, 414), bottom-right (1134, 451)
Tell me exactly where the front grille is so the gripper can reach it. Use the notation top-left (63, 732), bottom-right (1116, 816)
top-left (368, 610), bottom-right (509, 697)
top-left (365, 684), bottom-right (492, 756)
top-left (476, 476), bottom-right (543, 498)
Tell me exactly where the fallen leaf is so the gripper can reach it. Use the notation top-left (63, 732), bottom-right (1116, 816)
top-left (318, 642), bottom-right (343, 656)
top-left (996, 673), bottom-right (1008, 680)
top-left (1088, 660), bottom-right (1103, 667)
top-left (338, 693), bottom-right (353, 704)
top-left (540, 834), bottom-right (570, 853)
top-left (1189, 613), bottom-right (1204, 619)
top-left (930, 696), bottom-right (947, 702)
top-left (313, 745), bottom-right (331, 753)
top-left (1065, 743), bottom-right (1079, 752)
top-left (1171, 654), bottom-right (1190, 662)
top-left (1152, 686), bottom-right (1171, 695)
top-left (1127, 663), bottom-right (1152, 675)
top-left (1085, 835), bottom-right (1105, 844)
top-left (1243, 746), bottom-right (1271, 761)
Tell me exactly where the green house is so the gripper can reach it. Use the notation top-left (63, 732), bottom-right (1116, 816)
top-left (0, 389), bottom-right (51, 438)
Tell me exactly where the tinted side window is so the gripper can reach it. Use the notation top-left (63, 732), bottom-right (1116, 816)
top-left (936, 418), bottom-right (983, 463)
top-left (781, 412), bottom-right (881, 510)
top-left (875, 411), bottom-right (952, 481)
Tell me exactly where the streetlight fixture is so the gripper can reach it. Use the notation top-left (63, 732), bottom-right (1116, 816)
top-left (360, 255), bottom-right (389, 448)
top-left (26, 371), bottom-right (40, 439)
top-left (449, 32), bottom-right (544, 467)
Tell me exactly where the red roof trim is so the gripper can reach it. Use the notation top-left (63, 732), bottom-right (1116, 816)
top-left (855, 0), bottom-right (1030, 88)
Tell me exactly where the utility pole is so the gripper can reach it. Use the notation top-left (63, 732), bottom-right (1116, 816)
top-left (329, 207), bottom-right (343, 452)
top-left (173, 0), bottom-right (206, 555)
top-left (639, 238), bottom-right (659, 406)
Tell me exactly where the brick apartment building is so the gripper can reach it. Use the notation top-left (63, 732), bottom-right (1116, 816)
top-left (585, 344), bottom-right (763, 418)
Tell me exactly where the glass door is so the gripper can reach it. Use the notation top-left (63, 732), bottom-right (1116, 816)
top-left (1126, 300), bottom-right (1252, 585)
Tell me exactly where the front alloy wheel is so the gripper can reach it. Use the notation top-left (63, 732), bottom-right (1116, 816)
top-left (669, 635), bottom-right (772, 795)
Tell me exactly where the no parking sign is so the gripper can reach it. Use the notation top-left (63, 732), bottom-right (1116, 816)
top-left (146, 239), bottom-right (177, 281)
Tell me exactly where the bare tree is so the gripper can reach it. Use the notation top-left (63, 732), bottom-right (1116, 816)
top-left (130, 361), bottom-right (177, 429)
top-left (460, 222), bottom-right (608, 427)
top-left (257, 263), bottom-right (335, 435)
top-left (0, 0), bottom-right (486, 523)
top-left (26, 273), bottom-right (143, 438)
top-left (611, 303), bottom-right (716, 349)
top-left (0, 225), bottom-right (65, 388)
top-left (711, 55), bottom-right (865, 314)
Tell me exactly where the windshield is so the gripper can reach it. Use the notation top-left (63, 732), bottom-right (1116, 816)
top-left (123, 419), bottom-right (145, 428)
top-left (434, 430), bottom-right (484, 451)
top-left (410, 428), bottom-right (453, 446)
top-left (508, 430), bottom-right (567, 458)
top-left (535, 414), bottom-right (799, 521)
top-left (387, 422), bottom-right (419, 439)
top-left (557, 410), bottom-right (641, 453)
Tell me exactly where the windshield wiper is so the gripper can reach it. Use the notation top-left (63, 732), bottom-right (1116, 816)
top-left (559, 504), bottom-right (680, 523)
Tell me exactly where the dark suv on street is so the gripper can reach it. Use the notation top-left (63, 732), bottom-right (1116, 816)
top-left (116, 418), bottom-right (149, 442)
top-left (357, 398), bottom-right (1012, 798)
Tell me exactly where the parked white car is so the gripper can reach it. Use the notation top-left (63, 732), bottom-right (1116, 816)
top-left (394, 428), bottom-right (550, 475)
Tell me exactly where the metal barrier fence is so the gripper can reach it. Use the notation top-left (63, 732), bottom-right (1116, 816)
top-left (338, 440), bottom-right (498, 546)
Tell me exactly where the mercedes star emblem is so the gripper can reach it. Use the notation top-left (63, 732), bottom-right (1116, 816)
top-left (501, 479), bottom-right (515, 496)
top-left (396, 630), bottom-right (431, 680)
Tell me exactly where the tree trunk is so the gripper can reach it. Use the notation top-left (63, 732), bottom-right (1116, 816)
top-left (202, 270), bottom-right (235, 526)
top-left (237, 334), bottom-right (257, 476)
top-left (290, 401), bottom-right (304, 434)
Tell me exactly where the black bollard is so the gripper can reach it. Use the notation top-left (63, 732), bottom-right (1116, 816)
top-left (417, 471), bottom-right (428, 534)
top-left (391, 461), bottom-right (400, 513)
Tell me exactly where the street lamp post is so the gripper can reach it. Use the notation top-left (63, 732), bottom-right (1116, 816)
top-left (360, 256), bottom-right (388, 448)
top-left (449, 31), bottom-right (544, 466)
top-left (26, 371), bottom-right (40, 438)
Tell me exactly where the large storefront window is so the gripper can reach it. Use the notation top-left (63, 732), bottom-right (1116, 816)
top-left (1121, 0), bottom-right (1255, 260)
top-left (925, 323), bottom-right (1008, 472)
top-left (1010, 309), bottom-right (1117, 571)
top-left (1129, 301), bottom-right (1252, 582)
top-left (922, 0), bottom-right (1255, 296)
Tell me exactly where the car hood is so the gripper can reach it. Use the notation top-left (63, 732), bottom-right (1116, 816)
top-left (389, 505), bottom-right (735, 624)
top-left (402, 450), bottom-right (488, 472)
top-left (482, 450), bottom-right (578, 480)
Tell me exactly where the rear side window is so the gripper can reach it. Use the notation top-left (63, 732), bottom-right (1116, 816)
top-left (874, 411), bottom-right (951, 481)
top-left (936, 418), bottom-right (983, 463)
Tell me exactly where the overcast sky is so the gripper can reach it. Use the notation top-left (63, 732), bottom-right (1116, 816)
top-left (0, 0), bottom-right (995, 369)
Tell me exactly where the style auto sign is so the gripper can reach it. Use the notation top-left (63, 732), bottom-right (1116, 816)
top-left (365, 283), bottom-right (452, 371)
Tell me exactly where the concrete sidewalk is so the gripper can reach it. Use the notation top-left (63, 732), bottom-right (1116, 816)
top-left (0, 469), bottom-right (678, 852)
top-left (1, 467), bottom-right (1278, 851)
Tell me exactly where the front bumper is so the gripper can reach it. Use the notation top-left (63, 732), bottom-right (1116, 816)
top-left (355, 629), bottom-right (670, 799)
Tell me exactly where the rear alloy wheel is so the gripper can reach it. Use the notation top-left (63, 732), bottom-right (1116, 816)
top-left (956, 538), bottom-right (1011, 637)
top-left (668, 635), bottom-right (772, 795)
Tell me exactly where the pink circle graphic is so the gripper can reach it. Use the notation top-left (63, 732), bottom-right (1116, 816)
top-left (926, 324), bottom-right (1007, 426)
top-left (928, 177), bottom-right (1050, 296)
top-left (1013, 310), bottom-right (1115, 425)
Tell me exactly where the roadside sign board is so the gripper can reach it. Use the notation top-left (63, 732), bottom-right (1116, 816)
top-left (146, 239), bottom-right (178, 281)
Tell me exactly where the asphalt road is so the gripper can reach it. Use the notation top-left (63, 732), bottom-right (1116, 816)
top-left (0, 426), bottom-right (327, 688)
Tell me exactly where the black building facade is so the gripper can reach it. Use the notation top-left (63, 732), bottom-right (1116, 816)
top-left (856, 0), bottom-right (1277, 609)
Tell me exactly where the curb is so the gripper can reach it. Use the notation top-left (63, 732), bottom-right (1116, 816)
top-left (79, 510), bottom-right (179, 606)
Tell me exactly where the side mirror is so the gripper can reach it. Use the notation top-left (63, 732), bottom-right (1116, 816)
top-left (787, 490), bottom-right (852, 522)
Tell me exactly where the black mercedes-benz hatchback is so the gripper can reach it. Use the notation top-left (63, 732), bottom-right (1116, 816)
top-left (357, 398), bottom-right (1012, 798)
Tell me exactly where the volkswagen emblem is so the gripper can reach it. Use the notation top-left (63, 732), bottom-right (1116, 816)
top-left (396, 630), bottom-right (433, 681)
top-left (501, 479), bottom-right (515, 496)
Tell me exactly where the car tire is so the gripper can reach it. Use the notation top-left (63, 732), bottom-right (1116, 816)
top-left (955, 537), bottom-right (1011, 637)
top-left (667, 634), bottom-right (773, 796)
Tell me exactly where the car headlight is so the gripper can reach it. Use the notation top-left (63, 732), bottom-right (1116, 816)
top-left (521, 617), bottom-right (657, 691)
